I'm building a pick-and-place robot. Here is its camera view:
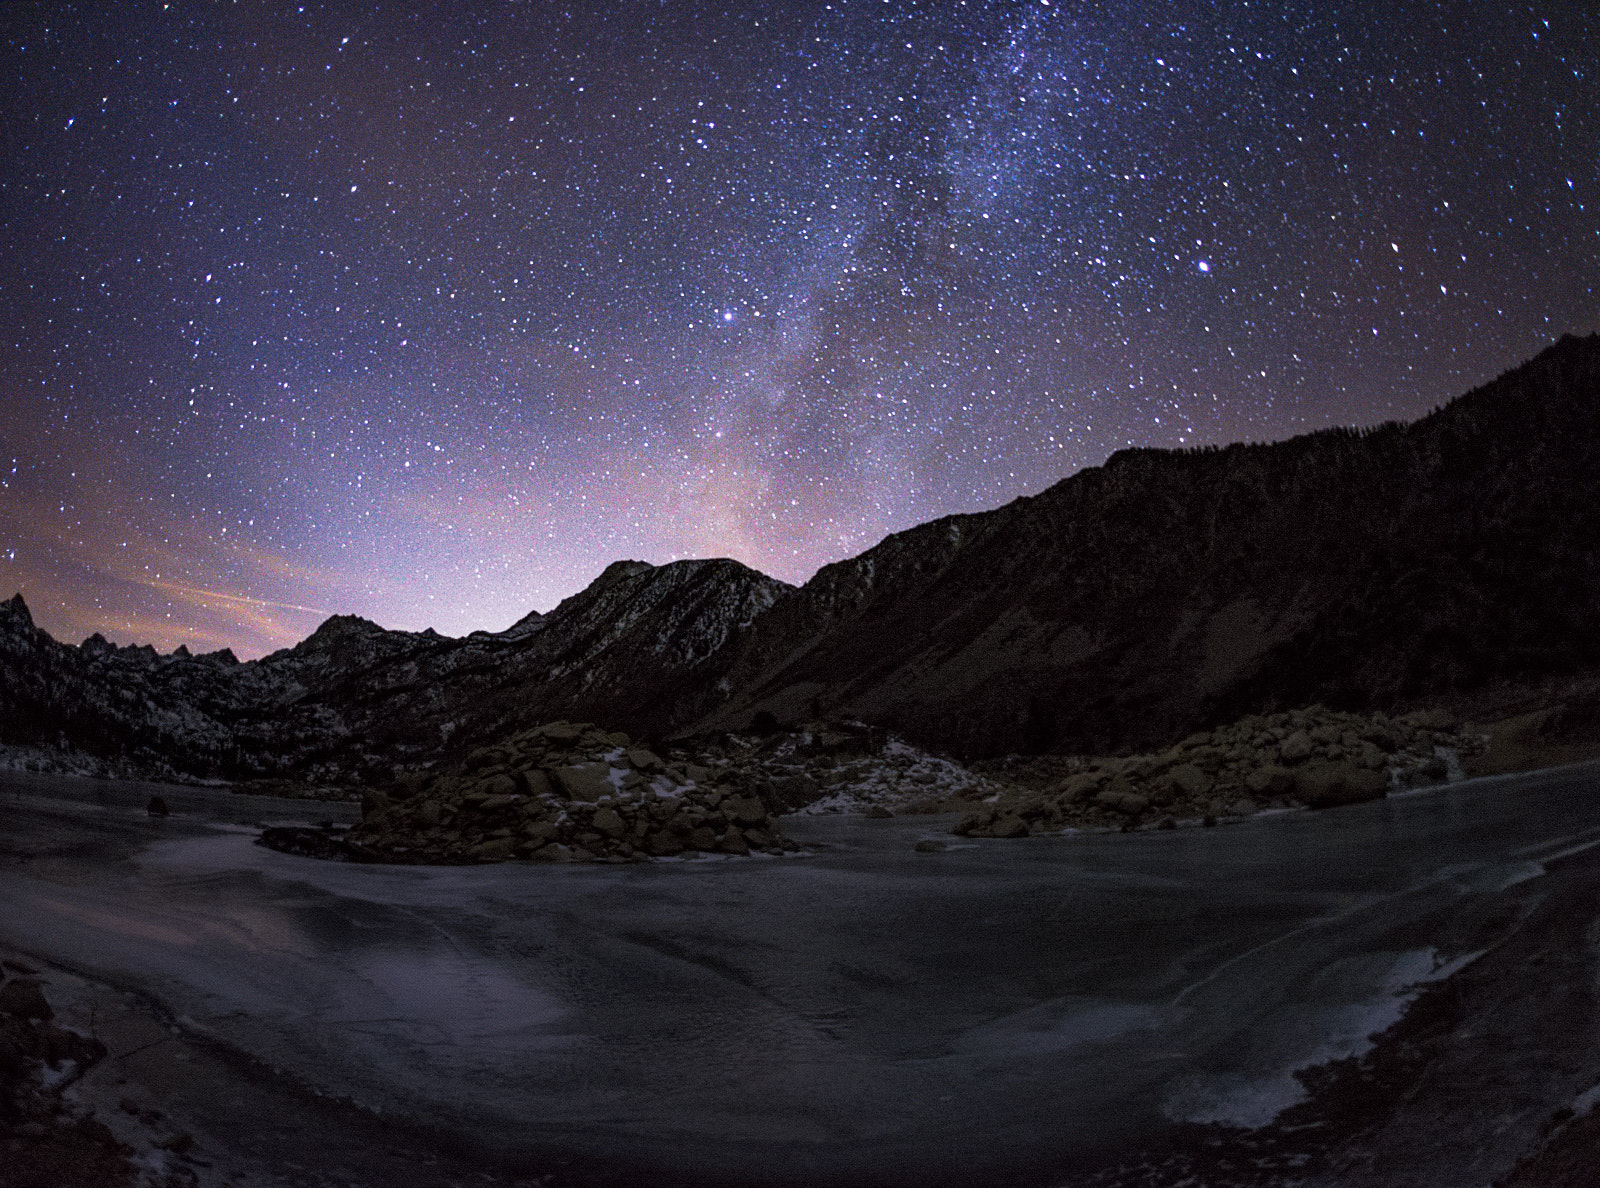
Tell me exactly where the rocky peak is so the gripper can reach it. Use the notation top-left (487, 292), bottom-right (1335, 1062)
top-left (598, 559), bottom-right (655, 583)
top-left (499, 608), bottom-right (546, 639)
top-left (304, 613), bottom-right (387, 643)
top-left (2, 593), bottom-right (34, 630)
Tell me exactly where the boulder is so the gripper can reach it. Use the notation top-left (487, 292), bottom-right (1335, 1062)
top-left (772, 774), bottom-right (817, 807)
top-left (1051, 772), bottom-right (1106, 802)
top-left (590, 807), bottom-right (627, 837)
top-left (951, 812), bottom-right (985, 836)
top-left (1103, 771), bottom-right (1138, 798)
top-left (517, 768), bottom-right (556, 798)
top-left (478, 774), bottom-right (519, 799)
top-left (470, 838), bottom-right (517, 862)
top-left (723, 795), bottom-right (767, 825)
top-left (1244, 765), bottom-right (1295, 796)
top-left (990, 814), bottom-right (1031, 838)
top-left (1278, 730), bottom-right (1314, 763)
top-left (687, 826), bottom-right (718, 851)
top-left (625, 747), bottom-right (665, 773)
top-left (552, 763), bottom-right (615, 802)
top-left (1166, 763), bottom-right (1214, 799)
top-left (1294, 762), bottom-right (1388, 809)
top-left (1096, 789), bottom-right (1149, 816)
top-left (646, 832), bottom-right (685, 857)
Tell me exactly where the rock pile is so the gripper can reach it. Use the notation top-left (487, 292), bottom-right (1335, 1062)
top-left (316, 721), bottom-right (799, 864)
top-left (695, 720), bottom-right (1001, 817)
top-left (957, 706), bottom-right (1486, 838)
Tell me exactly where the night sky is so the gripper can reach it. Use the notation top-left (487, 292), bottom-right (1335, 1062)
top-left (2, 2), bottom-right (1595, 658)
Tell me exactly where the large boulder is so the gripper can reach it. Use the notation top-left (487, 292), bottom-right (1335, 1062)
top-left (990, 814), bottom-right (1031, 838)
top-left (723, 795), bottom-right (768, 825)
top-left (590, 807), bottom-right (627, 838)
top-left (1278, 730), bottom-right (1314, 764)
top-left (1244, 765), bottom-right (1295, 796)
top-left (1096, 788), bottom-right (1149, 816)
top-left (551, 763), bottom-right (614, 802)
top-left (1166, 763), bottom-right (1213, 799)
top-left (470, 838), bottom-right (517, 862)
top-left (1293, 761), bottom-right (1388, 809)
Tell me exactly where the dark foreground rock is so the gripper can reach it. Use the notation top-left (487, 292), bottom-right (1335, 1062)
top-left (0, 963), bottom-right (135, 1188)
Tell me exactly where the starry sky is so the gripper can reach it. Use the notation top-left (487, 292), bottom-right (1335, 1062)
top-left (2, 1), bottom-right (1595, 658)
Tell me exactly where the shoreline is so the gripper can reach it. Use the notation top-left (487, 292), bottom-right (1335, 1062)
top-left (11, 837), bottom-right (1600, 1188)
top-left (8, 762), bottom-right (1600, 1185)
top-left (1, 941), bottom-right (557, 1188)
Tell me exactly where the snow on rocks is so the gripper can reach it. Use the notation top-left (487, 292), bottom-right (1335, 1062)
top-left (254, 705), bottom-right (1491, 861)
top-left (693, 720), bottom-right (1004, 818)
top-left (263, 720), bottom-right (800, 865)
top-left (958, 705), bottom-right (1487, 838)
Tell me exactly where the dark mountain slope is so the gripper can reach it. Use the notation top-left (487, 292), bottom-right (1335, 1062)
top-left (699, 333), bottom-right (1600, 756)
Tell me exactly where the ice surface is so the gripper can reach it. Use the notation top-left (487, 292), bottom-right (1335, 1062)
top-left (5, 764), bottom-right (1599, 1181)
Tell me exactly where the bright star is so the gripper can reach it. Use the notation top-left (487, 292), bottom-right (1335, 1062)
top-left (1197, 260), bottom-right (1211, 273)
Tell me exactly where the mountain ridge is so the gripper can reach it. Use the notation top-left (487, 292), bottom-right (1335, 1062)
top-left (692, 332), bottom-right (1600, 754)
top-left (4, 333), bottom-right (1599, 777)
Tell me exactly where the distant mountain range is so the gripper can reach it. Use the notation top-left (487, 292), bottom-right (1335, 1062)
top-left (4, 333), bottom-right (1598, 783)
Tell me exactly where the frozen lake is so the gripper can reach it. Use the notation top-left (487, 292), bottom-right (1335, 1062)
top-left (4, 763), bottom-right (1600, 1186)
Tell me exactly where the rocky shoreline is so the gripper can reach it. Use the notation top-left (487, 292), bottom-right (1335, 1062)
top-left (1057, 818), bottom-right (1600, 1187)
top-left (262, 720), bottom-right (803, 865)
top-left (253, 703), bottom-right (1569, 865)
top-left (957, 705), bottom-right (1487, 838)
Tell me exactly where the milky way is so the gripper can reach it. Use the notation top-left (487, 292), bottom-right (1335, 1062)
top-left (2, 1), bottom-right (1595, 656)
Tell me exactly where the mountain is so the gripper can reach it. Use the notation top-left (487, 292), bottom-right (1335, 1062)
top-left (695, 332), bottom-right (1600, 754)
top-left (0, 559), bottom-right (787, 782)
top-left (3, 334), bottom-right (1599, 778)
